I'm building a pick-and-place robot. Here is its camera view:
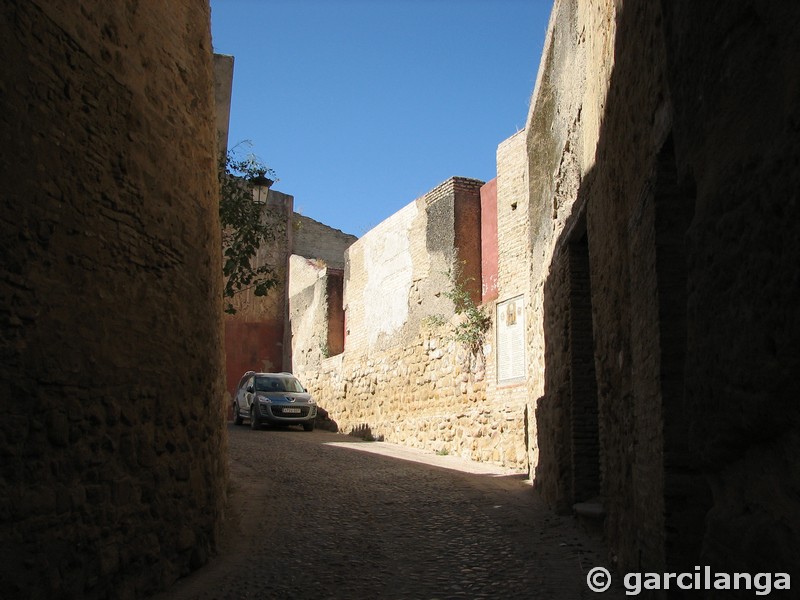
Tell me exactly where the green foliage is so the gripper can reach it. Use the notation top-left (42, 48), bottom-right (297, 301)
top-left (441, 261), bottom-right (491, 357)
top-left (423, 314), bottom-right (447, 328)
top-left (218, 145), bottom-right (281, 314)
top-left (319, 340), bottom-right (331, 359)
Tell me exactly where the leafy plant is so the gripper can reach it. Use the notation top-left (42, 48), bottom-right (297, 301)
top-left (218, 144), bottom-right (282, 314)
top-left (439, 260), bottom-right (492, 358)
top-left (319, 340), bottom-right (331, 358)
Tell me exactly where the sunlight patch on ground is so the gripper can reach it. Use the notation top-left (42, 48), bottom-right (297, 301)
top-left (323, 440), bottom-right (526, 477)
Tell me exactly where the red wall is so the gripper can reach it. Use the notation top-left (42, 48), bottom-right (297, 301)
top-left (224, 319), bottom-right (285, 398)
top-left (480, 178), bottom-right (499, 303)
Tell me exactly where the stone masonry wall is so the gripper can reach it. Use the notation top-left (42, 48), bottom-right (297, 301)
top-left (297, 178), bottom-right (528, 469)
top-left (523, 0), bottom-right (674, 569)
top-left (288, 216), bottom-right (355, 372)
top-left (289, 256), bottom-right (333, 372)
top-left (659, 0), bottom-right (800, 580)
top-left (213, 53), bottom-right (234, 153)
top-left (342, 178), bottom-right (481, 354)
top-left (300, 325), bottom-right (527, 469)
top-left (292, 214), bottom-right (357, 269)
top-left (522, 0), bottom-right (800, 581)
top-left (525, 0), bottom-right (611, 513)
top-left (0, 1), bottom-right (227, 598)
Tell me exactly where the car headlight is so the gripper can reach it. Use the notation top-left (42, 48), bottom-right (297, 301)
top-left (258, 396), bottom-right (271, 404)
top-left (307, 397), bottom-right (316, 405)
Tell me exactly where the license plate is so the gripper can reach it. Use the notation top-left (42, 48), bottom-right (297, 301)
top-left (282, 408), bottom-right (301, 414)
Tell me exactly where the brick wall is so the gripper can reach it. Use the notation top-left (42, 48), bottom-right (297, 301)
top-left (0, 1), bottom-right (227, 597)
top-left (483, 130), bottom-right (530, 475)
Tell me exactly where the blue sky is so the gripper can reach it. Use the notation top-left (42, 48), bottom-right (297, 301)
top-left (210, 0), bottom-right (552, 236)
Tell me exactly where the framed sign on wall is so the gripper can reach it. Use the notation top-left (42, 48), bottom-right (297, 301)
top-left (496, 295), bottom-right (525, 384)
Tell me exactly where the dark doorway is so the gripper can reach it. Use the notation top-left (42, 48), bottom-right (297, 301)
top-left (568, 223), bottom-right (601, 505)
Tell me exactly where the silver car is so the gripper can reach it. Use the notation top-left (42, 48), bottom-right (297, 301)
top-left (233, 371), bottom-right (317, 431)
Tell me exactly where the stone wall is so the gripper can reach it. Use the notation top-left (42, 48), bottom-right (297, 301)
top-left (300, 325), bottom-right (527, 468)
top-left (292, 214), bottom-right (357, 269)
top-left (295, 177), bottom-right (530, 468)
top-left (286, 215), bottom-right (355, 373)
top-left (0, 1), bottom-right (227, 597)
top-left (522, 0), bottom-right (678, 570)
top-left (524, 0), bottom-right (612, 514)
top-left (213, 53), bottom-right (234, 154)
top-left (484, 130), bottom-right (532, 477)
top-left (288, 257), bottom-right (336, 371)
top-left (521, 0), bottom-right (800, 581)
top-left (342, 177), bottom-right (482, 354)
top-left (660, 0), bottom-right (800, 580)
top-left (224, 198), bottom-right (355, 395)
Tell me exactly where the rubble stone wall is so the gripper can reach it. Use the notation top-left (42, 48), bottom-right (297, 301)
top-left (296, 178), bottom-right (530, 469)
top-left (523, 0), bottom-right (800, 579)
top-left (292, 214), bottom-right (356, 269)
top-left (300, 327), bottom-right (528, 469)
top-left (0, 1), bottom-right (227, 597)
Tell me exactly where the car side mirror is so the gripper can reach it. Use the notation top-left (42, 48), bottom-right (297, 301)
top-left (247, 384), bottom-right (254, 393)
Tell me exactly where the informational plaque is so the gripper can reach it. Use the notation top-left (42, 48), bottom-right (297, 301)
top-left (496, 295), bottom-right (525, 383)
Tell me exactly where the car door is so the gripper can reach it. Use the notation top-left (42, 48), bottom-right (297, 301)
top-left (245, 375), bottom-right (257, 416)
top-left (237, 374), bottom-right (254, 416)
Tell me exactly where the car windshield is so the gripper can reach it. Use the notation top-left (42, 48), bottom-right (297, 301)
top-left (254, 376), bottom-right (305, 393)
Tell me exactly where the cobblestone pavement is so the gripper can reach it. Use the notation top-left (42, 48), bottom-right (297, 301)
top-left (154, 424), bottom-right (625, 599)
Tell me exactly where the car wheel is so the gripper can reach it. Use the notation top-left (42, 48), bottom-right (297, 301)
top-left (233, 403), bottom-right (243, 425)
top-left (302, 421), bottom-right (315, 432)
top-left (250, 405), bottom-right (260, 430)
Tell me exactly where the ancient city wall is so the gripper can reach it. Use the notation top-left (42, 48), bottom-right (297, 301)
top-left (523, 0), bottom-right (800, 580)
top-left (300, 324), bottom-right (527, 467)
top-left (289, 257), bottom-right (342, 371)
top-left (292, 214), bottom-right (357, 269)
top-left (658, 0), bottom-right (800, 580)
top-left (342, 178), bottom-right (482, 353)
top-left (522, 0), bottom-right (613, 514)
top-left (521, 0), bottom-right (674, 572)
top-left (295, 178), bottom-right (528, 469)
top-left (0, 1), bottom-right (227, 597)
top-left (213, 54), bottom-right (234, 152)
top-left (223, 199), bottom-right (355, 397)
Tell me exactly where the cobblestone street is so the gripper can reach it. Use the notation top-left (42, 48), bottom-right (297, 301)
top-left (156, 424), bottom-right (624, 599)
